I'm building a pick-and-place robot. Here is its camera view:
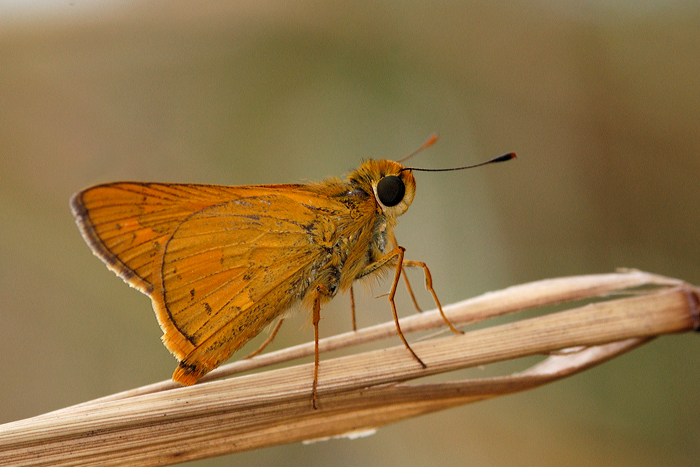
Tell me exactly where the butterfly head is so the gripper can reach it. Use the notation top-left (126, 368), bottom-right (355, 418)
top-left (350, 159), bottom-right (416, 218)
top-left (345, 141), bottom-right (517, 223)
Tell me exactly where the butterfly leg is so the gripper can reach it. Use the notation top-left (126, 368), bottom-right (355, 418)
top-left (352, 235), bottom-right (421, 328)
top-left (350, 285), bottom-right (357, 331)
top-left (401, 266), bottom-right (423, 313)
top-left (402, 259), bottom-right (463, 335)
top-left (243, 318), bottom-right (285, 359)
top-left (312, 283), bottom-right (331, 410)
top-left (357, 246), bottom-right (426, 369)
top-left (386, 248), bottom-right (426, 368)
top-left (388, 233), bottom-right (422, 313)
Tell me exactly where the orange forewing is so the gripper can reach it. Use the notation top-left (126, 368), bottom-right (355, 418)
top-left (71, 182), bottom-right (350, 384)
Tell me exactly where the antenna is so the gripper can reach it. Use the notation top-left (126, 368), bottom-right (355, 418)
top-left (397, 133), bottom-right (439, 163)
top-left (402, 152), bottom-right (517, 172)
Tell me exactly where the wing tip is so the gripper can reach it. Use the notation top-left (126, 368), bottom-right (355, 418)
top-left (172, 361), bottom-right (208, 386)
top-left (71, 187), bottom-right (154, 295)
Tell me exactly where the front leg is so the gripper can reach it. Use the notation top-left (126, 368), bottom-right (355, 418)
top-left (356, 246), bottom-right (426, 369)
top-left (401, 259), bottom-right (463, 335)
top-left (356, 244), bottom-right (464, 350)
top-left (390, 232), bottom-right (422, 313)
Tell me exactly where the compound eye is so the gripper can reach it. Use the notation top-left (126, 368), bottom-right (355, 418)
top-left (376, 175), bottom-right (405, 207)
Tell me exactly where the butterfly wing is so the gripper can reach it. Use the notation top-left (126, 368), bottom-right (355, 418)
top-left (71, 182), bottom-right (347, 383)
top-left (71, 183), bottom-right (231, 295)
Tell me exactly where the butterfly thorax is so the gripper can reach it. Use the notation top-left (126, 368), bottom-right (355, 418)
top-left (299, 159), bottom-right (416, 299)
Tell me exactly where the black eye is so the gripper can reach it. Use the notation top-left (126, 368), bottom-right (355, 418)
top-left (376, 175), bottom-right (405, 207)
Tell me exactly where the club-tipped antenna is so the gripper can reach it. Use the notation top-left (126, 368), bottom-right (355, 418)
top-left (401, 152), bottom-right (517, 173)
top-left (397, 133), bottom-right (439, 163)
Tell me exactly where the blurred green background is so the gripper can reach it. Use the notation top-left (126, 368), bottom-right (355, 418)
top-left (1, 1), bottom-right (699, 466)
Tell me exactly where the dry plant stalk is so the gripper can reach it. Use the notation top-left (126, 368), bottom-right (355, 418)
top-left (1, 270), bottom-right (698, 466)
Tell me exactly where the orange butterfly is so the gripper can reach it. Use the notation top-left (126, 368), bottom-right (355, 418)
top-left (71, 137), bottom-right (514, 408)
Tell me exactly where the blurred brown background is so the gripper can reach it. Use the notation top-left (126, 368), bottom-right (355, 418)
top-left (1, 1), bottom-right (699, 466)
